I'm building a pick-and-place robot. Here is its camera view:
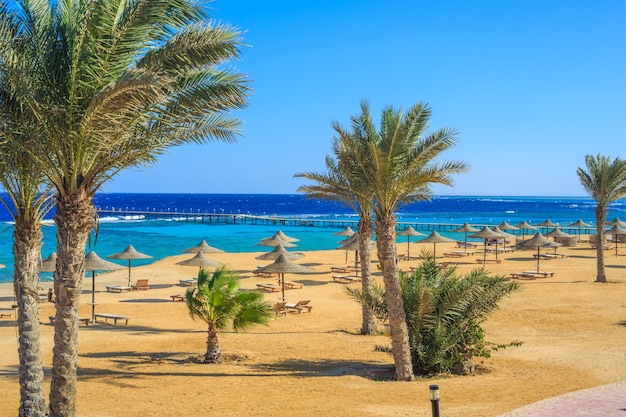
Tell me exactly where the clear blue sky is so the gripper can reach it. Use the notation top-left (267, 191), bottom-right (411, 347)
top-left (101, 0), bottom-right (626, 196)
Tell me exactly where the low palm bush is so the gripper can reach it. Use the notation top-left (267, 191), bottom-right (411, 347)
top-left (347, 254), bottom-right (521, 375)
top-left (186, 267), bottom-right (271, 363)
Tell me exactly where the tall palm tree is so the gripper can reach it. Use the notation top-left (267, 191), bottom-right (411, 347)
top-left (185, 267), bottom-right (271, 363)
top-left (9, 1), bottom-right (250, 415)
top-left (295, 135), bottom-right (377, 335)
top-left (577, 154), bottom-right (626, 283)
top-left (0, 11), bottom-right (55, 413)
top-left (345, 100), bottom-right (467, 381)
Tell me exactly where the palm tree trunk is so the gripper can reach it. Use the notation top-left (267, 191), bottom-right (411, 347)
top-left (205, 323), bottom-right (222, 363)
top-left (358, 216), bottom-right (377, 335)
top-left (375, 216), bottom-right (415, 381)
top-left (13, 221), bottom-right (47, 417)
top-left (595, 206), bottom-right (607, 283)
top-left (49, 192), bottom-right (95, 417)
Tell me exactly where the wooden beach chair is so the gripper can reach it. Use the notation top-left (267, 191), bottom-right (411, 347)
top-left (106, 285), bottom-right (132, 293)
top-left (131, 279), bottom-right (150, 291)
top-left (285, 300), bottom-right (313, 313)
top-left (256, 283), bottom-right (281, 292)
top-left (94, 313), bottom-right (130, 325)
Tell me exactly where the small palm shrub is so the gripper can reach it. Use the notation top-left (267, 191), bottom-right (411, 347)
top-left (347, 256), bottom-right (521, 375)
top-left (186, 267), bottom-right (271, 363)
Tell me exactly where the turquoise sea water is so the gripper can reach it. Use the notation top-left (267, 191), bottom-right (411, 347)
top-left (0, 193), bottom-right (622, 283)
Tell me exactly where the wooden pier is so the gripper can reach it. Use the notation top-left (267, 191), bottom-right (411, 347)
top-left (95, 209), bottom-right (594, 236)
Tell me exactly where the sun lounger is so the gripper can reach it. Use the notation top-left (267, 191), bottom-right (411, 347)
top-left (285, 300), bottom-right (313, 313)
top-left (131, 279), bottom-right (149, 291)
top-left (0, 309), bottom-right (15, 318)
top-left (332, 275), bottom-right (361, 283)
top-left (179, 278), bottom-right (197, 286)
top-left (170, 295), bottom-right (185, 302)
top-left (330, 265), bottom-right (355, 273)
top-left (49, 316), bottom-right (90, 326)
top-left (533, 253), bottom-right (567, 260)
top-left (522, 270), bottom-right (554, 278)
top-left (94, 313), bottom-right (130, 325)
top-left (256, 283), bottom-right (281, 292)
top-left (283, 281), bottom-right (303, 289)
top-left (476, 258), bottom-right (502, 264)
top-left (510, 272), bottom-right (537, 280)
top-left (443, 251), bottom-right (473, 257)
top-left (457, 241), bottom-right (478, 249)
top-left (106, 285), bottom-right (132, 293)
top-left (273, 302), bottom-right (287, 317)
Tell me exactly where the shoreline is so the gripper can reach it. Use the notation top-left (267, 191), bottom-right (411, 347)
top-left (1, 243), bottom-right (626, 416)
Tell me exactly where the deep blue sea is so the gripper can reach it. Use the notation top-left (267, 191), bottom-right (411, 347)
top-left (0, 193), bottom-right (622, 283)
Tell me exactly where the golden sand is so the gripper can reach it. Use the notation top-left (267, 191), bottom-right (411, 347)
top-left (0, 241), bottom-right (625, 416)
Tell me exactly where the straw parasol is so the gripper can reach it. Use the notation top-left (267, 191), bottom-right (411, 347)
top-left (498, 221), bottom-right (519, 233)
top-left (255, 254), bottom-right (312, 301)
top-left (256, 231), bottom-right (297, 248)
top-left (536, 219), bottom-right (559, 233)
top-left (176, 251), bottom-right (223, 269)
top-left (85, 251), bottom-right (124, 323)
top-left (107, 245), bottom-right (152, 286)
top-left (333, 227), bottom-right (356, 262)
top-left (39, 252), bottom-right (57, 272)
top-left (545, 227), bottom-right (573, 241)
top-left (468, 226), bottom-right (505, 264)
top-left (397, 226), bottom-right (425, 259)
top-left (492, 226), bottom-right (515, 256)
top-left (255, 244), bottom-right (305, 261)
top-left (336, 234), bottom-right (375, 277)
top-left (450, 222), bottom-right (479, 253)
top-left (517, 232), bottom-right (552, 273)
top-left (605, 224), bottom-right (626, 257)
top-left (605, 217), bottom-right (626, 227)
top-left (417, 231), bottom-right (455, 259)
top-left (257, 230), bottom-right (299, 247)
top-left (513, 220), bottom-right (538, 239)
top-left (182, 240), bottom-right (224, 254)
top-left (332, 226), bottom-right (355, 237)
top-left (568, 219), bottom-right (592, 241)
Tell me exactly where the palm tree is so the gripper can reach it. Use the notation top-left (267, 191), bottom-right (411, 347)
top-left (344, 100), bottom-right (467, 381)
top-left (185, 267), bottom-right (271, 363)
top-left (577, 154), bottom-right (626, 283)
top-left (347, 257), bottom-right (520, 375)
top-left (0, 14), bottom-right (55, 412)
top-left (295, 135), bottom-right (377, 335)
top-left (8, 1), bottom-right (250, 415)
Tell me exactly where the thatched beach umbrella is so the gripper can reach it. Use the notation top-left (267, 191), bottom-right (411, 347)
top-left (107, 245), bottom-right (152, 287)
top-left (39, 252), bottom-right (57, 272)
top-left (256, 231), bottom-right (297, 248)
top-left (182, 240), bottom-right (224, 254)
top-left (498, 221), bottom-right (519, 234)
top-left (536, 219), bottom-right (559, 233)
top-left (336, 234), bottom-right (375, 277)
top-left (492, 226), bottom-right (515, 256)
top-left (397, 226), bottom-right (425, 259)
top-left (545, 227), bottom-right (573, 241)
top-left (605, 224), bottom-right (626, 257)
top-left (468, 226), bottom-right (505, 264)
top-left (258, 230), bottom-right (299, 246)
top-left (333, 226), bottom-right (355, 237)
top-left (85, 251), bottom-right (124, 323)
top-left (255, 254), bottom-right (312, 301)
top-left (333, 226), bottom-right (356, 262)
top-left (451, 222), bottom-right (479, 253)
top-left (605, 217), bottom-right (626, 227)
top-left (517, 232), bottom-right (552, 273)
top-left (513, 220), bottom-right (538, 239)
top-left (568, 219), bottom-right (592, 241)
top-left (417, 231), bottom-right (455, 259)
top-left (255, 244), bottom-right (305, 261)
top-left (176, 251), bottom-right (223, 270)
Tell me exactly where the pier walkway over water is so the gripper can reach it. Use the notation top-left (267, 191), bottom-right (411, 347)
top-left (95, 209), bottom-right (593, 237)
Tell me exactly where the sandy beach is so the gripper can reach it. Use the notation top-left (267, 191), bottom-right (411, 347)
top-left (1, 240), bottom-right (625, 416)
